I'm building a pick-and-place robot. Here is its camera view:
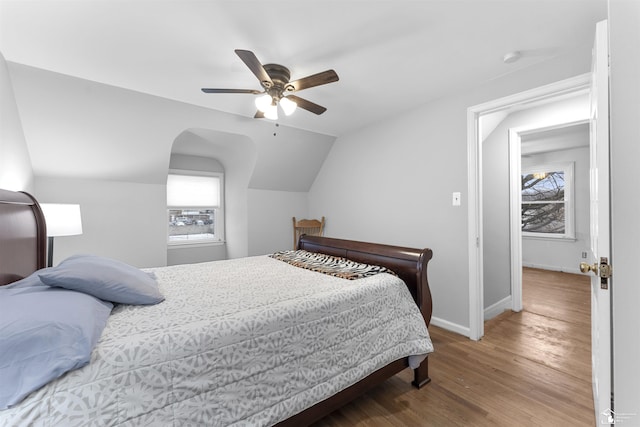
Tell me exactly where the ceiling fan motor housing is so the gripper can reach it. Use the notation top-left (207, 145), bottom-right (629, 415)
top-left (263, 64), bottom-right (293, 98)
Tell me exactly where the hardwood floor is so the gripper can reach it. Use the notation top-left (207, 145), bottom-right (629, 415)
top-left (313, 268), bottom-right (594, 426)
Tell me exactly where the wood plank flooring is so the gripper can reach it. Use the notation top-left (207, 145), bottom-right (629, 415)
top-left (313, 267), bottom-right (594, 426)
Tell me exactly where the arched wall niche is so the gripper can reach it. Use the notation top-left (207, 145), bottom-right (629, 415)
top-left (168, 128), bottom-right (257, 264)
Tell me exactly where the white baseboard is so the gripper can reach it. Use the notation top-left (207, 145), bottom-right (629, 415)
top-left (484, 295), bottom-right (512, 320)
top-left (430, 316), bottom-right (470, 338)
top-left (522, 262), bottom-right (581, 275)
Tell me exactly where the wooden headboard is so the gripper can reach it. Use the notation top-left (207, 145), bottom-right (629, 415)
top-left (298, 234), bottom-right (433, 326)
top-left (0, 188), bottom-right (47, 286)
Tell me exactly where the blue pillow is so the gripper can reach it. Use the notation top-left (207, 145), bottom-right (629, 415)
top-left (38, 254), bottom-right (164, 305)
top-left (0, 286), bottom-right (113, 409)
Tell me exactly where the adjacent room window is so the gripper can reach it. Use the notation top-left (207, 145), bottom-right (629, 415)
top-left (167, 171), bottom-right (224, 244)
top-left (521, 162), bottom-right (574, 239)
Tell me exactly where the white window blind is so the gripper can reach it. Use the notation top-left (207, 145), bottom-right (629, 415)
top-left (167, 174), bottom-right (220, 207)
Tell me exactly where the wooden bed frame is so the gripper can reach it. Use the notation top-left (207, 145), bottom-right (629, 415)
top-left (0, 188), bottom-right (433, 426)
top-left (0, 189), bottom-right (47, 286)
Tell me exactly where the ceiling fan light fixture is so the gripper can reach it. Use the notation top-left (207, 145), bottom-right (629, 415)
top-left (279, 96), bottom-right (297, 116)
top-left (255, 94), bottom-right (273, 113)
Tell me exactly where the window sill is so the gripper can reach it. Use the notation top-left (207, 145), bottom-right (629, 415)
top-left (522, 235), bottom-right (577, 242)
top-left (167, 240), bottom-right (225, 249)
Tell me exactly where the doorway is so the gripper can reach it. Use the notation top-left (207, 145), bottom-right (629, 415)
top-left (507, 119), bottom-right (590, 313)
top-left (466, 73), bottom-right (591, 340)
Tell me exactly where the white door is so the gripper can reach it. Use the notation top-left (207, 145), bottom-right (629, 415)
top-left (587, 19), bottom-right (612, 425)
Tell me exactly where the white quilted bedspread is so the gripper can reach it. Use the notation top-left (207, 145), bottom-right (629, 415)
top-left (1, 255), bottom-right (433, 426)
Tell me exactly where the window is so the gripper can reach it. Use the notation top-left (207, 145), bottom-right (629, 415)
top-left (167, 171), bottom-right (224, 244)
top-left (521, 162), bottom-right (574, 239)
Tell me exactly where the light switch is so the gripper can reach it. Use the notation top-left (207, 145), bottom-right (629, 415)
top-left (452, 192), bottom-right (461, 206)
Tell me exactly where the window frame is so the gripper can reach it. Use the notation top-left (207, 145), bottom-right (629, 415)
top-left (167, 169), bottom-right (224, 246)
top-left (521, 161), bottom-right (575, 240)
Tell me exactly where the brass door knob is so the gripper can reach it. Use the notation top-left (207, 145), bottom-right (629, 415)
top-left (580, 262), bottom-right (598, 275)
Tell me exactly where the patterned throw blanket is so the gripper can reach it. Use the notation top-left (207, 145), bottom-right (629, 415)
top-left (269, 250), bottom-right (397, 280)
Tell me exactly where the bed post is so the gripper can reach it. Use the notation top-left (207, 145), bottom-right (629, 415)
top-left (412, 361), bottom-right (431, 388)
top-left (416, 248), bottom-right (433, 327)
top-left (412, 247), bottom-right (433, 388)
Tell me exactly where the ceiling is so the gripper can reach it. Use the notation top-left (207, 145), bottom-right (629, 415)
top-left (0, 0), bottom-right (607, 137)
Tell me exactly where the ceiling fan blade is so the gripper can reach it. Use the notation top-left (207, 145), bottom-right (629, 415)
top-left (286, 95), bottom-right (327, 115)
top-left (288, 70), bottom-right (339, 92)
top-left (254, 110), bottom-right (265, 119)
top-left (235, 49), bottom-right (273, 85)
top-left (201, 88), bottom-right (262, 94)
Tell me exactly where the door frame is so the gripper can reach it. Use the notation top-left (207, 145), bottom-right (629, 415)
top-left (466, 73), bottom-right (590, 340)
top-left (507, 119), bottom-right (590, 314)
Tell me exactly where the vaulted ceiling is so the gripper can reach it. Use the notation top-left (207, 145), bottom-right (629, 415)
top-left (0, 0), bottom-right (607, 137)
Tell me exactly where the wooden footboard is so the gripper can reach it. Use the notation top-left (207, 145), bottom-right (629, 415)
top-left (283, 235), bottom-right (434, 425)
top-left (298, 235), bottom-right (433, 326)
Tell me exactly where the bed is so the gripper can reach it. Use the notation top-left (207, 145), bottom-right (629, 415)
top-left (0, 188), bottom-right (434, 426)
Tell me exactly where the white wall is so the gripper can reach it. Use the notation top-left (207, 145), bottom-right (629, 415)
top-left (521, 144), bottom-right (589, 274)
top-left (247, 189), bottom-right (309, 256)
top-left (609, 0), bottom-right (640, 418)
top-left (167, 244), bottom-right (226, 266)
top-left (309, 50), bottom-right (593, 331)
top-left (482, 115), bottom-right (512, 309)
top-left (34, 177), bottom-right (166, 268)
top-left (0, 51), bottom-right (33, 192)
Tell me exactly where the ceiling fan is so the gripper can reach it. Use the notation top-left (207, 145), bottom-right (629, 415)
top-left (201, 49), bottom-right (339, 120)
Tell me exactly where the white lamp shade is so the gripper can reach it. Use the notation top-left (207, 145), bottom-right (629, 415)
top-left (255, 94), bottom-right (279, 120)
top-left (255, 94), bottom-right (273, 113)
top-left (279, 96), bottom-right (297, 116)
top-left (41, 203), bottom-right (83, 237)
top-left (263, 104), bottom-right (278, 120)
